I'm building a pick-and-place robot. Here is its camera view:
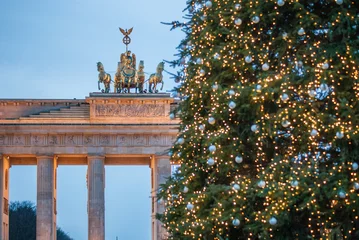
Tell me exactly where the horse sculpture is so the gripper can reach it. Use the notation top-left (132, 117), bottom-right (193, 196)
top-left (97, 62), bottom-right (111, 93)
top-left (148, 62), bottom-right (164, 93)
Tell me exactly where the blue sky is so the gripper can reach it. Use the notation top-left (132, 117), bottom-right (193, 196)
top-left (0, 0), bottom-right (185, 239)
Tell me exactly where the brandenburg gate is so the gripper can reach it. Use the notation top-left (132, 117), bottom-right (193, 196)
top-left (0, 93), bottom-right (178, 240)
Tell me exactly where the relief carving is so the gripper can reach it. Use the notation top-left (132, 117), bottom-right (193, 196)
top-left (117, 135), bottom-right (129, 145)
top-left (49, 135), bottom-right (58, 145)
top-left (84, 135), bottom-right (93, 145)
top-left (150, 135), bottom-right (161, 145)
top-left (100, 135), bottom-right (110, 145)
top-left (66, 135), bottom-right (76, 145)
top-left (94, 104), bottom-right (165, 117)
top-left (32, 135), bottom-right (44, 145)
top-left (14, 136), bottom-right (24, 145)
top-left (0, 135), bottom-right (5, 145)
top-left (133, 135), bottom-right (146, 146)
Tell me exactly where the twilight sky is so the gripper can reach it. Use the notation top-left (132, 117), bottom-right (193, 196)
top-left (0, 0), bottom-right (185, 239)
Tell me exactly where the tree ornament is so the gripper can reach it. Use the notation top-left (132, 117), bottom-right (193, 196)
top-left (291, 180), bottom-right (299, 187)
top-left (335, 0), bottom-right (343, 5)
top-left (177, 138), bottom-right (185, 145)
top-left (322, 62), bottom-right (329, 70)
top-left (258, 180), bottom-right (266, 188)
top-left (187, 203), bottom-right (194, 210)
top-left (232, 219), bottom-right (240, 226)
top-left (212, 84), bottom-right (219, 90)
top-left (262, 63), bottom-right (270, 71)
top-left (234, 18), bottom-right (242, 26)
top-left (352, 162), bottom-right (359, 171)
top-left (228, 89), bottom-right (235, 96)
top-left (208, 145), bottom-right (216, 153)
top-left (205, 1), bottom-right (212, 8)
top-left (282, 32), bottom-right (288, 39)
top-left (269, 217), bottom-right (277, 225)
top-left (281, 120), bottom-right (291, 128)
top-left (169, 113), bottom-right (175, 120)
top-left (207, 158), bottom-right (215, 166)
top-left (281, 93), bottom-right (289, 102)
top-left (256, 84), bottom-right (262, 91)
top-left (298, 27), bottom-right (305, 36)
top-left (235, 156), bottom-right (243, 163)
top-left (338, 190), bottom-right (346, 199)
top-left (196, 58), bottom-right (203, 64)
top-left (233, 184), bottom-right (240, 191)
top-left (297, 61), bottom-right (304, 68)
top-left (214, 53), bottom-right (220, 60)
top-left (277, 0), bottom-right (285, 6)
top-left (199, 124), bottom-right (205, 131)
top-left (245, 55), bottom-right (253, 63)
top-left (199, 69), bottom-right (206, 76)
top-left (336, 131), bottom-right (344, 139)
top-left (234, 4), bottom-right (241, 11)
top-left (310, 129), bottom-right (318, 137)
top-left (183, 186), bottom-right (189, 193)
top-left (158, 198), bottom-right (164, 204)
top-left (251, 124), bottom-right (259, 132)
top-left (309, 90), bottom-right (316, 97)
top-left (208, 117), bottom-right (216, 125)
top-left (168, 151), bottom-right (172, 157)
top-left (354, 182), bottom-right (359, 190)
top-left (320, 83), bottom-right (329, 92)
top-left (228, 101), bottom-right (236, 109)
top-left (252, 16), bottom-right (260, 24)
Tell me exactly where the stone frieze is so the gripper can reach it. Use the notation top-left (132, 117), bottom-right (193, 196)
top-left (94, 104), bottom-right (166, 117)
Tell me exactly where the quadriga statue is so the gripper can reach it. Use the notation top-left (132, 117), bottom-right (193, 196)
top-left (114, 50), bottom-right (137, 93)
top-left (97, 62), bottom-right (112, 93)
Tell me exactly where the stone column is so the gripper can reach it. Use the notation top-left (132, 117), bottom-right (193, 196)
top-left (0, 155), bottom-right (10, 240)
top-left (36, 155), bottom-right (57, 240)
top-left (87, 156), bottom-right (105, 240)
top-left (151, 155), bottom-right (171, 240)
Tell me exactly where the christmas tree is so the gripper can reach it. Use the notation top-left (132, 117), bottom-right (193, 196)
top-left (158, 0), bottom-right (359, 239)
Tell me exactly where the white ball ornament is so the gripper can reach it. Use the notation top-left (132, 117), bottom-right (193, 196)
top-left (322, 62), bottom-right (329, 70)
top-left (258, 180), bottom-right (266, 188)
top-left (354, 182), bottom-right (359, 190)
top-left (177, 138), bottom-right (185, 145)
top-left (229, 101), bottom-right (236, 109)
top-left (277, 0), bottom-right (285, 6)
top-left (291, 180), bottom-right (299, 187)
top-left (251, 124), bottom-right (259, 132)
top-left (310, 129), bottom-right (318, 137)
top-left (233, 184), bottom-right (240, 191)
top-left (232, 219), bottom-right (240, 226)
top-left (352, 162), bottom-right (359, 171)
top-left (262, 63), bottom-right (270, 71)
top-left (205, 1), bottom-right (212, 8)
top-left (245, 55), bottom-right (253, 63)
top-left (309, 90), bottom-right (316, 97)
top-left (228, 90), bottom-right (235, 96)
top-left (269, 217), bottom-right (277, 225)
top-left (234, 18), bottom-right (242, 26)
top-left (338, 190), bottom-right (346, 199)
top-left (256, 84), bottom-right (262, 91)
top-left (235, 156), bottom-right (243, 163)
top-left (208, 117), bottom-right (216, 125)
top-left (199, 124), bottom-right (205, 131)
top-left (214, 53), bottom-right (220, 60)
top-left (336, 131), bottom-right (344, 139)
top-left (298, 28), bottom-right (305, 36)
top-left (208, 145), bottom-right (216, 153)
top-left (212, 84), bottom-right (219, 91)
top-left (234, 4), bottom-right (241, 11)
top-left (281, 93), bottom-right (289, 102)
top-left (281, 120), bottom-right (291, 128)
top-left (169, 113), bottom-right (175, 120)
top-left (187, 203), bottom-right (194, 210)
top-left (196, 58), bottom-right (203, 64)
top-left (252, 16), bottom-right (260, 24)
top-left (183, 186), bottom-right (189, 193)
top-left (336, 0), bottom-right (343, 5)
top-left (199, 69), bottom-right (206, 76)
top-left (207, 158), bottom-right (215, 166)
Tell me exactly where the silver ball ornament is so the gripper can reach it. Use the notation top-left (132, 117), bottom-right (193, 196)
top-left (183, 186), bottom-right (189, 193)
top-left (322, 62), bottom-right (329, 70)
top-left (352, 162), bottom-right (359, 171)
top-left (277, 0), bottom-right (285, 6)
top-left (258, 180), bottom-right (266, 188)
top-left (309, 90), bottom-right (316, 97)
top-left (232, 219), bottom-right (240, 226)
top-left (281, 120), bottom-right (291, 128)
top-left (199, 69), bottom-right (206, 76)
top-left (205, 1), bottom-right (212, 8)
top-left (336, 0), bottom-right (343, 5)
top-left (199, 124), bottom-right (205, 131)
top-left (233, 184), bottom-right (240, 191)
top-left (336, 131), bottom-right (344, 139)
top-left (208, 145), bottom-right (216, 153)
top-left (187, 203), bottom-right (194, 210)
top-left (338, 190), bottom-right (346, 199)
top-left (235, 156), bottom-right (243, 164)
top-left (207, 158), bottom-right (215, 166)
top-left (234, 4), bottom-right (241, 11)
top-left (234, 18), bottom-right (242, 26)
top-left (208, 117), bottom-right (216, 125)
top-left (269, 217), bottom-right (277, 225)
top-left (281, 93), bottom-right (289, 102)
top-left (354, 182), bottom-right (359, 190)
top-left (245, 55), bottom-right (253, 63)
top-left (229, 101), bottom-right (236, 109)
top-left (291, 180), bottom-right (299, 187)
top-left (282, 32), bottom-right (288, 39)
top-left (298, 28), bottom-right (305, 36)
top-left (251, 124), bottom-right (259, 132)
top-left (177, 138), bottom-right (185, 145)
top-left (212, 84), bottom-right (219, 90)
top-left (310, 129), bottom-right (318, 137)
top-left (262, 63), bottom-right (270, 71)
top-left (228, 89), bottom-right (235, 96)
top-left (252, 16), bottom-right (260, 24)
top-left (169, 113), bottom-right (175, 120)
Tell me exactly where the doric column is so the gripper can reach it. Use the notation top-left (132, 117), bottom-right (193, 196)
top-left (0, 155), bottom-right (10, 240)
top-left (87, 156), bottom-right (105, 240)
top-left (36, 155), bottom-right (57, 240)
top-left (151, 155), bottom-right (171, 240)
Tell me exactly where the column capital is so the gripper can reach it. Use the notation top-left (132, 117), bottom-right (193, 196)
top-left (87, 155), bottom-right (105, 161)
top-left (36, 155), bottom-right (54, 161)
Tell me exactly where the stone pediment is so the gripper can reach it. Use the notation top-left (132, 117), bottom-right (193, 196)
top-left (0, 93), bottom-right (178, 125)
